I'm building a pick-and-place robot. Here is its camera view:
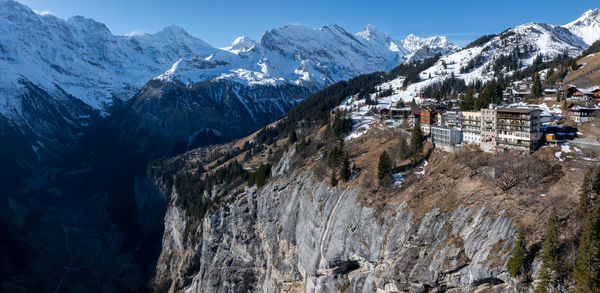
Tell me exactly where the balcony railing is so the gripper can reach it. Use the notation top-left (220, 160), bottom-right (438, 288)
top-left (497, 140), bottom-right (531, 147)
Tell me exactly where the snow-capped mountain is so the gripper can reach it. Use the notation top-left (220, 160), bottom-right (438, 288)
top-left (0, 0), bottom-right (456, 120)
top-left (0, 0), bottom-right (220, 115)
top-left (157, 24), bottom-right (456, 89)
top-left (222, 36), bottom-right (257, 53)
top-left (402, 34), bottom-right (460, 62)
top-left (380, 9), bottom-right (600, 103)
top-left (0, 0), bottom-right (459, 166)
top-left (565, 8), bottom-right (600, 45)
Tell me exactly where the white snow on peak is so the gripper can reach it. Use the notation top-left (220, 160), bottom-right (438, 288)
top-left (222, 36), bottom-right (257, 53)
top-left (564, 8), bottom-right (600, 45)
top-left (0, 0), bottom-right (474, 119)
top-left (402, 34), bottom-right (456, 52)
top-left (401, 34), bottom-right (460, 62)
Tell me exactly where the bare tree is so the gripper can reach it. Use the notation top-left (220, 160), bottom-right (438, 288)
top-left (520, 156), bottom-right (557, 189)
top-left (457, 147), bottom-right (487, 177)
top-left (491, 152), bottom-right (520, 191)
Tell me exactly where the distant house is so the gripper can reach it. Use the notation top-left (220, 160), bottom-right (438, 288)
top-left (567, 103), bottom-right (598, 123)
top-left (411, 109), bottom-right (421, 127)
top-left (565, 85), bottom-right (595, 101)
top-left (379, 107), bottom-right (410, 119)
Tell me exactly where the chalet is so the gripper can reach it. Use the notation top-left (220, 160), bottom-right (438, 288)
top-left (495, 107), bottom-right (542, 154)
top-left (564, 85), bottom-right (595, 101)
top-left (543, 88), bottom-right (558, 100)
top-left (379, 107), bottom-right (411, 119)
top-left (544, 88), bottom-right (558, 96)
top-left (567, 103), bottom-right (598, 123)
top-left (513, 90), bottom-right (531, 100)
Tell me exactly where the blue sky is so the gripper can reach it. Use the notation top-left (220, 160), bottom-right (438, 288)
top-left (18, 0), bottom-right (600, 47)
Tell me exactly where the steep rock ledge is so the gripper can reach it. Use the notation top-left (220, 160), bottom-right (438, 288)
top-left (154, 155), bottom-right (521, 292)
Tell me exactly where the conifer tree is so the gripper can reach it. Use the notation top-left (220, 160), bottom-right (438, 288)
top-left (289, 130), bottom-right (298, 144)
top-left (535, 207), bottom-right (560, 292)
top-left (461, 86), bottom-right (475, 111)
top-left (535, 267), bottom-right (551, 293)
top-left (573, 167), bottom-right (600, 292)
top-left (507, 227), bottom-right (527, 277)
top-left (578, 168), bottom-right (595, 217)
top-left (532, 73), bottom-right (542, 99)
top-left (542, 207), bottom-right (560, 271)
top-left (340, 152), bottom-right (351, 182)
top-left (411, 119), bottom-right (424, 163)
top-left (377, 151), bottom-right (391, 185)
top-left (573, 208), bottom-right (600, 292)
top-left (330, 170), bottom-right (338, 187)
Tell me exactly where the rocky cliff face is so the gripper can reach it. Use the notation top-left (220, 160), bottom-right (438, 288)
top-left (154, 151), bottom-right (523, 292)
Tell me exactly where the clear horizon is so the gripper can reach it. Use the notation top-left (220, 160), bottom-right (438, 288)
top-left (15, 0), bottom-right (600, 47)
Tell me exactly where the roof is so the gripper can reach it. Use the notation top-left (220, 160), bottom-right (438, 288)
top-left (497, 107), bottom-right (541, 114)
top-left (569, 105), bottom-right (599, 111)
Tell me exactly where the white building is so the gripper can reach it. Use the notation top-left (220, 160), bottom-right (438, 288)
top-left (460, 111), bottom-right (481, 145)
top-left (431, 126), bottom-right (463, 148)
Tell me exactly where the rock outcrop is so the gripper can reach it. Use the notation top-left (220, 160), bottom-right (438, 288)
top-left (155, 152), bottom-right (521, 292)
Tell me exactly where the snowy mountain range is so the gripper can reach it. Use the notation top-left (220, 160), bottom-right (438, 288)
top-left (380, 8), bottom-right (600, 102)
top-left (1, 0), bottom-right (600, 171)
top-left (0, 0), bottom-right (464, 168)
top-left (0, 0), bottom-right (455, 119)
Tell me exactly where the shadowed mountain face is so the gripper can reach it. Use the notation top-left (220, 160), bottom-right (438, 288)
top-left (0, 78), bottom-right (310, 292)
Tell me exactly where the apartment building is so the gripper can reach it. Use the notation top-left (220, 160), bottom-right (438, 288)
top-left (443, 110), bottom-right (461, 128)
top-left (419, 107), bottom-right (436, 135)
top-left (460, 111), bottom-right (481, 144)
top-left (480, 105), bottom-right (497, 152)
top-left (495, 108), bottom-right (542, 154)
top-left (431, 125), bottom-right (463, 148)
top-left (420, 104), bottom-right (544, 154)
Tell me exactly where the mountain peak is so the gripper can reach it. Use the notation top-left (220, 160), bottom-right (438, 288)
top-left (356, 24), bottom-right (385, 41)
top-left (402, 34), bottom-right (455, 53)
top-left (137, 25), bottom-right (213, 48)
top-left (0, 0), bottom-right (40, 20)
top-left (583, 8), bottom-right (599, 18)
top-left (157, 25), bottom-right (189, 36)
top-left (224, 36), bottom-right (257, 53)
top-left (564, 8), bottom-right (600, 45)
